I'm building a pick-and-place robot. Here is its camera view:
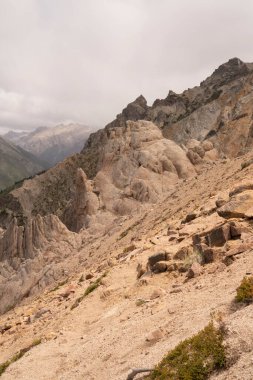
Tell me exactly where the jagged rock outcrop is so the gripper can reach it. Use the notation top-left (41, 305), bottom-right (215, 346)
top-left (0, 214), bottom-right (81, 314)
top-left (150, 58), bottom-right (253, 157)
top-left (63, 168), bottom-right (99, 232)
top-left (65, 120), bottom-right (195, 232)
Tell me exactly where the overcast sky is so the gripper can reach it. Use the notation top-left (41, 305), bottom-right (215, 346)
top-left (0, 0), bottom-right (253, 133)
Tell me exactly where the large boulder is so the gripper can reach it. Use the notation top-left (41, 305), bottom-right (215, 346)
top-left (218, 190), bottom-right (253, 219)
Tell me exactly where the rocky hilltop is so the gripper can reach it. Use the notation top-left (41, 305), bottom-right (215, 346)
top-left (5, 123), bottom-right (92, 168)
top-left (1, 58), bottom-right (253, 379)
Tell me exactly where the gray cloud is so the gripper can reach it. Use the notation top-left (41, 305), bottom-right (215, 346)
top-left (0, 0), bottom-right (253, 131)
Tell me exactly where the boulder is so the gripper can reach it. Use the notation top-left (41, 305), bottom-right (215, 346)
top-left (148, 252), bottom-right (167, 268)
top-left (186, 262), bottom-right (203, 279)
top-left (205, 224), bottom-right (231, 247)
top-left (230, 221), bottom-right (242, 238)
top-left (152, 261), bottom-right (168, 273)
top-left (225, 243), bottom-right (252, 257)
top-left (174, 246), bottom-right (190, 260)
top-left (187, 149), bottom-right (203, 165)
top-left (182, 212), bottom-right (197, 224)
top-left (202, 140), bottom-right (213, 151)
top-left (218, 190), bottom-right (253, 219)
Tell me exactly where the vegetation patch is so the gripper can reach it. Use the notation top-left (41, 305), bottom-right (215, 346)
top-left (0, 339), bottom-right (42, 377)
top-left (123, 244), bottom-right (136, 254)
top-left (241, 158), bottom-right (253, 170)
top-left (235, 276), bottom-right (253, 304)
top-left (71, 273), bottom-right (107, 310)
top-left (118, 221), bottom-right (139, 240)
top-left (146, 322), bottom-right (226, 380)
top-left (49, 278), bottom-right (69, 293)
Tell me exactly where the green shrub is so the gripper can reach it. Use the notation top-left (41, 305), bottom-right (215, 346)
top-left (71, 272), bottom-right (107, 310)
top-left (146, 322), bottom-right (226, 380)
top-left (235, 276), bottom-right (253, 303)
top-left (0, 339), bottom-right (41, 376)
top-left (123, 245), bottom-right (136, 254)
top-left (241, 159), bottom-right (253, 170)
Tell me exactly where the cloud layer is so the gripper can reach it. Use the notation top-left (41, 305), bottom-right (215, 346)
top-left (0, 0), bottom-right (253, 131)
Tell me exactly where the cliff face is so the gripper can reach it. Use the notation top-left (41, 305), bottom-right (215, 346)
top-left (0, 214), bottom-right (81, 314)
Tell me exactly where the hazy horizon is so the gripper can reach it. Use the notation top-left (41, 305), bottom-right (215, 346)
top-left (1, 0), bottom-right (253, 132)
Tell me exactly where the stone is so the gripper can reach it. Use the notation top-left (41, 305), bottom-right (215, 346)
top-left (202, 140), bottom-right (213, 151)
top-left (230, 221), bottom-right (242, 238)
top-left (215, 196), bottom-right (228, 208)
top-left (218, 190), bottom-right (253, 219)
top-left (186, 262), bottom-right (203, 279)
top-left (150, 288), bottom-right (164, 299)
top-left (205, 224), bottom-right (231, 247)
top-left (229, 182), bottom-right (253, 197)
top-left (167, 229), bottom-right (178, 236)
top-left (196, 243), bottom-right (224, 263)
top-left (145, 329), bottom-right (164, 344)
top-left (225, 243), bottom-right (251, 257)
top-left (148, 252), bottom-right (167, 268)
top-left (174, 246), bottom-right (189, 260)
top-left (182, 212), bottom-right (197, 223)
top-left (167, 263), bottom-right (179, 272)
top-left (152, 261), bottom-right (168, 273)
top-left (136, 263), bottom-right (146, 279)
top-left (187, 149), bottom-right (203, 165)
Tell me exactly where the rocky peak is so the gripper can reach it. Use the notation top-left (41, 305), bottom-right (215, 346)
top-left (202, 57), bottom-right (250, 88)
top-left (120, 94), bottom-right (148, 121)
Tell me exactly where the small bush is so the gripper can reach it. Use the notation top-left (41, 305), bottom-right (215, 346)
top-left (235, 276), bottom-right (253, 303)
top-left (123, 245), bottom-right (136, 254)
top-left (0, 339), bottom-right (41, 376)
top-left (71, 272), bottom-right (107, 310)
top-left (146, 322), bottom-right (226, 380)
top-left (49, 278), bottom-right (69, 293)
top-left (241, 157), bottom-right (253, 170)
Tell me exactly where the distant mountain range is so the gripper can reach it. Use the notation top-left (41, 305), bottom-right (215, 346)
top-left (4, 123), bottom-right (92, 168)
top-left (0, 136), bottom-right (45, 190)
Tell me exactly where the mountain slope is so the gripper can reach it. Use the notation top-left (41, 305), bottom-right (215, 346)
top-left (0, 137), bottom-right (46, 190)
top-left (1, 58), bottom-right (253, 379)
top-left (5, 123), bottom-right (93, 168)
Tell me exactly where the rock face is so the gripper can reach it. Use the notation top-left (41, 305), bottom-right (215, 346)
top-left (65, 120), bottom-right (195, 231)
top-left (63, 168), bottom-right (99, 232)
top-left (149, 58), bottom-right (253, 158)
top-left (0, 214), bottom-right (80, 314)
top-left (0, 136), bottom-right (46, 190)
top-left (5, 123), bottom-right (92, 168)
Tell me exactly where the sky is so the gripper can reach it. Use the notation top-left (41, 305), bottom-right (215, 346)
top-left (0, 0), bottom-right (253, 133)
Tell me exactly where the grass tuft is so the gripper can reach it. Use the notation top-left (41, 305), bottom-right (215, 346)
top-left (70, 272), bottom-right (107, 310)
top-left (0, 339), bottom-right (42, 377)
